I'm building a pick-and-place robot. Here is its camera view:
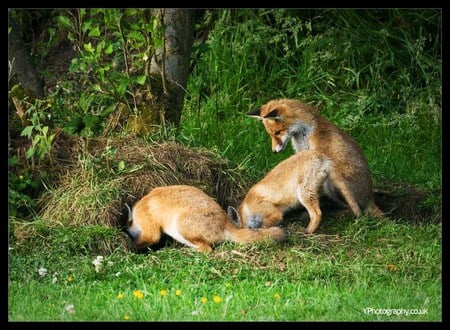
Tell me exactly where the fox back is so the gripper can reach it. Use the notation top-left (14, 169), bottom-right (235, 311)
top-left (229, 150), bottom-right (331, 233)
top-left (126, 185), bottom-right (285, 253)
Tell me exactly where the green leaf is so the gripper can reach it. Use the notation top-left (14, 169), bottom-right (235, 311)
top-left (57, 15), bottom-right (72, 29)
top-left (104, 43), bottom-right (114, 55)
top-left (20, 126), bottom-right (34, 138)
top-left (25, 148), bottom-right (35, 159)
top-left (8, 155), bottom-right (19, 166)
top-left (64, 117), bottom-right (84, 134)
top-left (84, 43), bottom-right (95, 53)
top-left (81, 21), bottom-right (91, 33)
top-left (69, 58), bottom-right (79, 73)
top-left (135, 75), bottom-right (146, 85)
top-left (82, 113), bottom-right (100, 130)
top-left (116, 80), bottom-right (129, 97)
top-left (89, 26), bottom-right (101, 37)
top-left (117, 160), bottom-right (126, 172)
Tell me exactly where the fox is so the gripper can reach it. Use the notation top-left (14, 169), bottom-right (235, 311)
top-left (228, 149), bottom-right (333, 234)
top-left (242, 98), bottom-right (383, 231)
top-left (125, 185), bottom-right (285, 253)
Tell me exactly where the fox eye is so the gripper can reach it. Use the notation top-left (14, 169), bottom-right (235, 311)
top-left (274, 130), bottom-right (281, 136)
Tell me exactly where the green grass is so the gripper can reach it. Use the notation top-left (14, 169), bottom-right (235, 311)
top-left (8, 216), bottom-right (441, 321)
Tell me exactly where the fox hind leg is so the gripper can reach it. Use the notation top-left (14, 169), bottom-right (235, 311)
top-left (297, 164), bottom-right (328, 234)
top-left (329, 171), bottom-right (362, 217)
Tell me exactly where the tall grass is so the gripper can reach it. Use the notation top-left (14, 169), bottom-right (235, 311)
top-left (181, 9), bottom-right (441, 188)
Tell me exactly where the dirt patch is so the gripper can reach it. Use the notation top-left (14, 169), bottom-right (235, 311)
top-left (374, 185), bottom-right (441, 224)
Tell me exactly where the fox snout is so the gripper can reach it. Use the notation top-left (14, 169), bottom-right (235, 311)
top-left (272, 140), bottom-right (287, 153)
top-left (272, 143), bottom-right (284, 153)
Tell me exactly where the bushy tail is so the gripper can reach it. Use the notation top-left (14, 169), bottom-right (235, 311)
top-left (225, 225), bottom-right (285, 244)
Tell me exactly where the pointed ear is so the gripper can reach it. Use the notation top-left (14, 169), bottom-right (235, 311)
top-left (263, 108), bottom-right (281, 120)
top-left (227, 206), bottom-right (241, 226)
top-left (246, 108), bottom-right (263, 119)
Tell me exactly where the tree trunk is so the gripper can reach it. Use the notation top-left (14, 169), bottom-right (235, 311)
top-left (8, 11), bottom-right (45, 98)
top-left (150, 8), bottom-right (195, 126)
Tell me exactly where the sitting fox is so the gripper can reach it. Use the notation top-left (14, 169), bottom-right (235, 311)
top-left (126, 185), bottom-right (285, 253)
top-left (241, 98), bottom-right (383, 232)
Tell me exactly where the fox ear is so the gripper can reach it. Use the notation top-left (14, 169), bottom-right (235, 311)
top-left (227, 206), bottom-right (241, 226)
top-left (247, 108), bottom-right (263, 119)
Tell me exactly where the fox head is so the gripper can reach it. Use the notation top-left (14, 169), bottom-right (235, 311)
top-left (248, 98), bottom-right (317, 153)
top-left (227, 205), bottom-right (264, 229)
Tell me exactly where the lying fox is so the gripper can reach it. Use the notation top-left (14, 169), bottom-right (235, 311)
top-left (242, 98), bottom-right (383, 232)
top-left (126, 185), bottom-right (285, 253)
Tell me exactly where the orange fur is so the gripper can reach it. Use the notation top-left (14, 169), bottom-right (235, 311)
top-left (242, 98), bottom-right (383, 233)
top-left (126, 185), bottom-right (285, 252)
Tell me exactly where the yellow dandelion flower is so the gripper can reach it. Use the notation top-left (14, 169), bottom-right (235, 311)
top-left (213, 295), bottom-right (222, 303)
top-left (274, 293), bottom-right (281, 300)
top-left (175, 290), bottom-right (181, 296)
top-left (124, 315), bottom-right (130, 320)
top-left (67, 276), bottom-right (74, 282)
top-left (133, 290), bottom-right (144, 299)
top-left (117, 293), bottom-right (124, 299)
top-left (160, 289), bottom-right (167, 297)
top-left (386, 264), bottom-right (398, 272)
top-left (201, 297), bottom-right (208, 304)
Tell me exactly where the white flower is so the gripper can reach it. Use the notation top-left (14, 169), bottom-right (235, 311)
top-left (38, 267), bottom-right (47, 277)
top-left (65, 304), bottom-right (76, 314)
top-left (92, 256), bottom-right (104, 273)
top-left (52, 272), bottom-right (58, 284)
top-left (190, 311), bottom-right (199, 316)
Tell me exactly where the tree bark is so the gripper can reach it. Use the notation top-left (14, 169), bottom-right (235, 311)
top-left (8, 11), bottom-right (45, 98)
top-left (150, 8), bottom-right (195, 126)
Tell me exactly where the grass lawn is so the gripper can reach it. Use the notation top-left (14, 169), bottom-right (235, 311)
top-left (8, 212), bottom-right (441, 321)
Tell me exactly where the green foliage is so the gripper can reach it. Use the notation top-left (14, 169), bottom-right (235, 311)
top-left (20, 99), bottom-right (55, 163)
top-left (8, 160), bottom-right (37, 218)
top-left (60, 9), bottom-right (162, 118)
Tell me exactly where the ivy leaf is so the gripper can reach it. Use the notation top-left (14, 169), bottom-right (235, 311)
top-left (20, 126), bottom-right (34, 138)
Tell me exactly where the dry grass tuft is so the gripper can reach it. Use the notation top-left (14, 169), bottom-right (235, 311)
top-left (37, 133), bottom-right (251, 229)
